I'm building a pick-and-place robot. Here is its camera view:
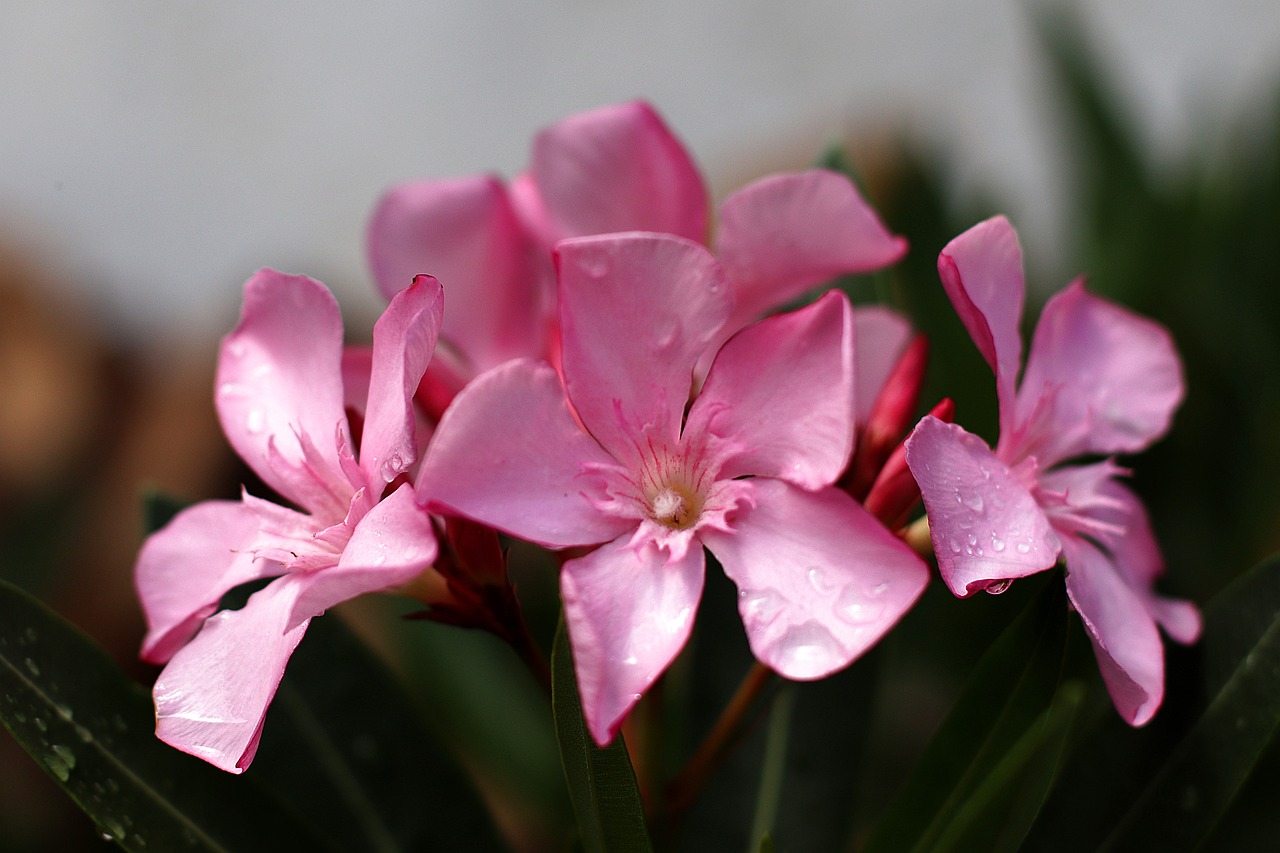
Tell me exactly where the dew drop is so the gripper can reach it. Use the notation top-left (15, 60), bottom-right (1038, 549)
top-left (24, 658), bottom-right (40, 677)
top-left (76, 724), bottom-right (94, 744)
top-left (948, 539), bottom-right (963, 555)
top-left (985, 579), bottom-right (1013, 595)
top-left (963, 494), bottom-right (985, 512)
top-left (52, 743), bottom-right (76, 770)
top-left (34, 717), bottom-right (47, 733)
top-left (966, 532), bottom-right (978, 546)
top-left (991, 537), bottom-right (1006, 552)
top-left (100, 816), bottom-right (127, 841)
top-left (806, 566), bottom-right (835, 595)
top-left (245, 409), bottom-right (266, 434)
top-left (871, 582), bottom-right (890, 597)
top-left (24, 627), bottom-right (38, 643)
top-left (1015, 542), bottom-right (1031, 554)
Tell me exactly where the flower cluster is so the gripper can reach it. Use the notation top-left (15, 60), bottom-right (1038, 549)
top-left (134, 101), bottom-right (1198, 775)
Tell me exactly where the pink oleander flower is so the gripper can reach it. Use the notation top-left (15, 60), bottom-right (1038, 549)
top-left (367, 100), bottom-right (906, 415)
top-left (903, 216), bottom-right (1201, 725)
top-left (418, 232), bottom-right (929, 745)
top-left (134, 270), bottom-right (442, 772)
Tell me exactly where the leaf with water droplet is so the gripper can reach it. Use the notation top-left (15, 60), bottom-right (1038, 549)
top-left (0, 578), bottom-right (331, 851)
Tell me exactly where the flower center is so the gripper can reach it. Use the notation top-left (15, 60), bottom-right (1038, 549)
top-left (649, 483), bottom-right (702, 530)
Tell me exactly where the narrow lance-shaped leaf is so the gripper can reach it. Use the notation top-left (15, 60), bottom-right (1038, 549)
top-left (0, 578), bottom-right (331, 852)
top-left (551, 617), bottom-right (654, 853)
top-left (246, 603), bottom-right (508, 853)
top-left (1023, 553), bottom-right (1280, 850)
top-left (862, 575), bottom-right (1068, 853)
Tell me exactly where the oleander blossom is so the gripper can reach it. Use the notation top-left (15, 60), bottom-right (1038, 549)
top-left (903, 216), bottom-right (1201, 725)
top-left (366, 99), bottom-right (906, 415)
top-left (134, 271), bottom-right (442, 772)
top-left (419, 232), bottom-right (929, 744)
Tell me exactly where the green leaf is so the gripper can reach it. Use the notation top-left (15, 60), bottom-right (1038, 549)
top-left (862, 575), bottom-right (1069, 853)
top-left (1025, 553), bottom-right (1280, 851)
top-left (0, 578), bottom-right (329, 852)
top-left (247, 609), bottom-right (507, 852)
top-left (1100, 554), bottom-right (1280, 849)
top-left (550, 618), bottom-right (653, 853)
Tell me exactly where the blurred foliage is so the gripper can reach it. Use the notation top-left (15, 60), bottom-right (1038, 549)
top-left (4, 7), bottom-right (1280, 852)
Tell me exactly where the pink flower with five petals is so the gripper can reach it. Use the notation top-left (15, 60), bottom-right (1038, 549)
top-left (418, 232), bottom-right (928, 744)
top-left (366, 100), bottom-right (907, 415)
top-left (903, 216), bottom-right (1201, 725)
top-left (134, 270), bottom-right (442, 772)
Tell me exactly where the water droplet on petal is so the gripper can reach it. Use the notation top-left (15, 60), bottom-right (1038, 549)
top-left (245, 409), bottom-right (266, 434)
top-left (1015, 542), bottom-right (1032, 554)
top-left (985, 579), bottom-right (1013, 595)
top-left (771, 623), bottom-right (844, 678)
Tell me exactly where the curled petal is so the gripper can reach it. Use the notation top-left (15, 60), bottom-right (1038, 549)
top-left (716, 170), bottom-right (906, 332)
top-left (701, 479), bottom-right (927, 679)
top-left (561, 535), bottom-right (705, 745)
top-left (153, 576), bottom-right (310, 773)
top-left (216, 270), bottom-right (350, 515)
top-left (360, 275), bottom-right (444, 487)
top-left (687, 290), bottom-right (854, 489)
top-left (556, 234), bottom-right (732, 461)
top-left (853, 305), bottom-right (913, 426)
top-left (525, 100), bottom-right (708, 245)
top-left (286, 485), bottom-right (437, 632)
top-left (1063, 538), bottom-right (1166, 726)
top-left (937, 216), bottom-right (1026, 439)
top-left (417, 359), bottom-right (632, 548)
top-left (366, 175), bottom-right (546, 371)
top-left (1015, 280), bottom-right (1184, 464)
top-left (1080, 479), bottom-right (1202, 645)
top-left (135, 500), bottom-right (283, 664)
top-left (904, 416), bottom-right (1061, 597)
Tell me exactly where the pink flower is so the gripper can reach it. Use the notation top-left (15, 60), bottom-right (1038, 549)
top-left (134, 270), bottom-right (442, 772)
top-left (418, 233), bottom-right (928, 744)
top-left (903, 216), bottom-right (1201, 725)
top-left (366, 100), bottom-right (905, 414)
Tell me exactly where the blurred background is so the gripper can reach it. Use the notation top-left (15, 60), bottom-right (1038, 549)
top-left (3, 1), bottom-right (1280, 850)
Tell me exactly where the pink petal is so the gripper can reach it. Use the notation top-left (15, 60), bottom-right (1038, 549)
top-left (716, 170), bottom-right (907, 332)
top-left (286, 485), bottom-right (438, 631)
top-left (904, 416), bottom-right (1061, 597)
top-left (1075, 479), bottom-right (1202, 645)
top-left (135, 500), bottom-right (283, 664)
top-left (1062, 538), bottom-right (1165, 726)
top-left (556, 234), bottom-right (731, 462)
top-left (1015, 280), bottom-right (1184, 464)
top-left (561, 534), bottom-right (705, 745)
top-left (701, 479), bottom-right (928, 679)
top-left (360, 275), bottom-right (444, 487)
top-left (686, 291), bottom-right (854, 490)
top-left (153, 576), bottom-right (310, 773)
top-left (366, 175), bottom-right (546, 372)
top-left (525, 100), bottom-right (708, 245)
top-left (417, 359), bottom-right (632, 548)
top-left (853, 305), bottom-right (913, 426)
top-left (216, 270), bottom-right (350, 516)
top-left (937, 216), bottom-right (1026, 439)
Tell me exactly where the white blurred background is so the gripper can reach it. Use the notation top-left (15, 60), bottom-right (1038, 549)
top-left (2, 0), bottom-right (1279, 344)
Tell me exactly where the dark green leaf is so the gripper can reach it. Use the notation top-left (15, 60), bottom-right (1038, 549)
top-left (248, 609), bottom-right (507, 852)
top-left (0, 578), bottom-right (329, 852)
top-left (551, 618), bottom-right (653, 853)
top-left (1099, 554), bottom-right (1280, 849)
top-left (862, 575), bottom-right (1068, 853)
